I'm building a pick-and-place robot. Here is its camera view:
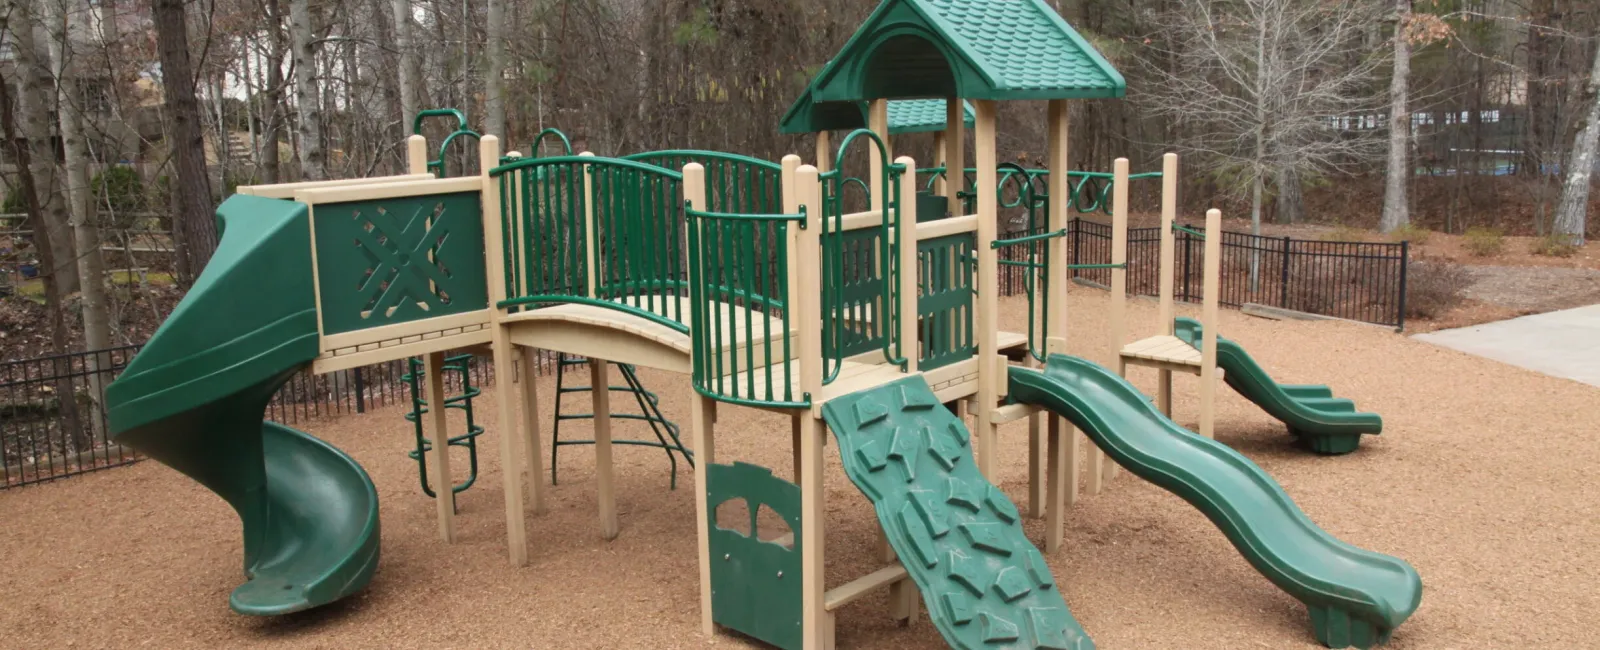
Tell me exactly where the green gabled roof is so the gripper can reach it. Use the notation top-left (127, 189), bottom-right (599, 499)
top-left (799, 0), bottom-right (1124, 104)
top-left (777, 94), bottom-right (975, 135)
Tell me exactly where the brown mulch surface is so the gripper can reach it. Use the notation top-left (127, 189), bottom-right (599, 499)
top-left (3, 288), bottom-right (1598, 648)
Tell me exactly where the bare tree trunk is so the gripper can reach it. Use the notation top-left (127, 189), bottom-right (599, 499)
top-left (392, 0), bottom-right (418, 133)
top-left (1276, 165), bottom-right (1303, 224)
top-left (261, 0), bottom-right (286, 184)
top-left (1553, 38), bottom-right (1600, 246)
top-left (47, 0), bottom-right (112, 444)
top-left (485, 0), bottom-right (506, 137)
top-left (1380, 0), bottom-right (1411, 233)
top-left (11, 2), bottom-right (80, 295)
top-left (291, 0), bottom-right (325, 180)
top-left (152, 0), bottom-right (219, 284)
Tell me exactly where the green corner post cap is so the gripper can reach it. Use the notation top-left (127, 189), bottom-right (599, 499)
top-left (1173, 317), bottom-right (1382, 454)
top-left (105, 194), bottom-right (380, 616)
top-left (823, 377), bottom-right (1093, 650)
top-left (1007, 356), bottom-right (1421, 648)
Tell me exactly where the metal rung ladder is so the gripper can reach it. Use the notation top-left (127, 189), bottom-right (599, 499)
top-left (551, 354), bottom-right (694, 489)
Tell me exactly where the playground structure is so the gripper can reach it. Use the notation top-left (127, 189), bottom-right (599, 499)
top-left (100, 0), bottom-right (1421, 648)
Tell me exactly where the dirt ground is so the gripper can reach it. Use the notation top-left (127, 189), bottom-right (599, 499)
top-left (2, 287), bottom-right (1598, 649)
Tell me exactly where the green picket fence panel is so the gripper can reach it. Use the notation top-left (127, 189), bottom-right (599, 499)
top-left (819, 129), bottom-right (908, 383)
top-left (687, 208), bottom-right (807, 409)
top-left (917, 232), bottom-right (977, 370)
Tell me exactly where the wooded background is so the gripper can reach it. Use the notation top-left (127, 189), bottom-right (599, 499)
top-left (0, 0), bottom-right (1596, 363)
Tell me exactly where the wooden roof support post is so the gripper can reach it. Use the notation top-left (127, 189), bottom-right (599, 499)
top-left (1044, 99), bottom-right (1075, 553)
top-left (1199, 208), bottom-right (1222, 439)
top-left (814, 131), bottom-right (833, 174)
top-left (480, 135), bottom-right (530, 566)
top-left (945, 97), bottom-right (966, 204)
top-left (423, 351), bottom-right (455, 542)
top-left (407, 134), bottom-right (428, 175)
top-left (974, 100), bottom-right (1000, 478)
top-left (1154, 153), bottom-right (1180, 419)
top-left (682, 162), bottom-right (717, 637)
top-left (793, 165), bottom-right (835, 650)
top-left (868, 99), bottom-right (891, 203)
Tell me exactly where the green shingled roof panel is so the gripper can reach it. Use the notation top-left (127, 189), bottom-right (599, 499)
top-left (787, 0), bottom-right (1125, 108)
top-left (887, 99), bottom-right (976, 134)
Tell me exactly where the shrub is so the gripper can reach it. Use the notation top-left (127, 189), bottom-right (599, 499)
top-left (1388, 222), bottom-right (1431, 244)
top-left (1405, 260), bottom-right (1472, 319)
top-left (92, 166), bottom-right (146, 230)
top-left (1531, 233), bottom-right (1580, 258)
top-left (1462, 226), bottom-right (1504, 257)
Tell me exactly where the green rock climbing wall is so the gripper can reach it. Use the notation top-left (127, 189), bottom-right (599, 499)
top-left (821, 377), bottom-right (1093, 650)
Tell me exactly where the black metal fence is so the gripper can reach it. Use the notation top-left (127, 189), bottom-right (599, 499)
top-left (0, 344), bottom-right (572, 489)
top-left (1068, 219), bottom-right (1409, 328)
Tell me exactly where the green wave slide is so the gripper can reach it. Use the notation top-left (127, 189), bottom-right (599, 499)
top-left (105, 195), bottom-right (380, 615)
top-left (1174, 317), bottom-right (1381, 454)
top-left (1008, 355), bottom-right (1420, 649)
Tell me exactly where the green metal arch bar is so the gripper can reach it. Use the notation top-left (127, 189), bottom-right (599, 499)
top-left (412, 108), bottom-right (469, 135)
top-left (991, 228), bottom-right (1067, 249)
top-left (490, 154), bottom-right (683, 179)
top-left (839, 177), bottom-right (872, 208)
top-left (528, 128), bottom-right (574, 158)
top-left (828, 128), bottom-right (908, 370)
top-left (431, 129), bottom-right (483, 177)
top-left (996, 162), bottom-right (1036, 209)
top-left (495, 296), bottom-right (691, 334)
top-left (622, 149), bottom-right (783, 173)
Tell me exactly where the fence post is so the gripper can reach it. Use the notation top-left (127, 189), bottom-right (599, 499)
top-left (354, 366), bottom-right (367, 413)
top-left (1280, 236), bottom-right (1292, 308)
top-left (1069, 218), bottom-right (1080, 279)
top-left (1397, 240), bottom-right (1409, 332)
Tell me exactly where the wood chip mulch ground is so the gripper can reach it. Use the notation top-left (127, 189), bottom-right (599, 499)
top-left (2, 287), bottom-right (1596, 648)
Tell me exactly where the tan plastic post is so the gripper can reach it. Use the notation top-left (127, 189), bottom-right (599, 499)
top-left (581, 151), bottom-right (598, 297)
top-left (1044, 99), bottom-right (1075, 549)
top-left (974, 100), bottom-right (1000, 477)
top-left (814, 131), bottom-right (832, 174)
top-left (945, 98), bottom-right (966, 203)
top-left (590, 358), bottom-right (618, 539)
top-left (683, 160), bottom-right (717, 635)
top-left (793, 165), bottom-right (833, 649)
top-left (1092, 158), bottom-right (1130, 494)
top-left (407, 134), bottom-right (428, 175)
top-left (1157, 153), bottom-right (1179, 416)
top-left (869, 100), bottom-right (891, 197)
top-left (480, 135), bottom-right (529, 566)
top-left (896, 156), bottom-right (919, 374)
top-left (423, 351), bottom-right (455, 542)
top-left (520, 347), bottom-right (546, 514)
top-left (1200, 208), bottom-right (1222, 439)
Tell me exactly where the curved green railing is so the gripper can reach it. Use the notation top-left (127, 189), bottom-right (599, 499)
top-left (990, 163), bottom-right (1056, 362)
top-left (821, 129), bottom-right (907, 382)
top-left (529, 128), bottom-right (574, 158)
top-left (490, 156), bottom-right (691, 333)
top-left (918, 166), bottom-right (1161, 215)
top-left (621, 150), bottom-right (784, 215)
top-left (687, 207), bottom-right (808, 409)
top-left (413, 108), bottom-right (482, 178)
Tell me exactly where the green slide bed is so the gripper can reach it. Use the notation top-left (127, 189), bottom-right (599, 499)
top-left (106, 195), bottom-right (380, 615)
top-left (1174, 317), bottom-right (1381, 454)
top-left (1008, 355), bottom-right (1420, 649)
top-left (823, 378), bottom-right (1093, 650)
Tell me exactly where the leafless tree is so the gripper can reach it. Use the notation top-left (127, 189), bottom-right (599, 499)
top-left (1380, 0), bottom-right (1412, 232)
top-left (152, 0), bottom-right (218, 284)
top-left (1553, 35), bottom-right (1598, 245)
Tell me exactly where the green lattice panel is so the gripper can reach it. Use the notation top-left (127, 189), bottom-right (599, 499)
top-left (822, 378), bottom-right (1092, 650)
top-left (919, 233), bottom-right (976, 371)
top-left (313, 191), bottom-right (488, 335)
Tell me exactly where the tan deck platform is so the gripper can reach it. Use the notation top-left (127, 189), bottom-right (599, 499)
top-left (1119, 334), bottom-right (1222, 377)
top-left (504, 297), bottom-right (794, 374)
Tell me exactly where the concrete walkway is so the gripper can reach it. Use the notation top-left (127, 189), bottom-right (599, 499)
top-left (1413, 304), bottom-right (1600, 388)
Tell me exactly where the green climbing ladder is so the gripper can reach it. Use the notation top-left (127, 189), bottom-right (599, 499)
top-left (402, 354), bottom-right (485, 500)
top-left (551, 354), bottom-right (693, 488)
top-left (822, 377), bottom-right (1092, 650)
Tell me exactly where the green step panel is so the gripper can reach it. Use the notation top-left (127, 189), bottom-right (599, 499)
top-left (1173, 317), bottom-right (1381, 455)
top-left (708, 462), bottom-right (802, 650)
top-left (822, 377), bottom-right (1093, 650)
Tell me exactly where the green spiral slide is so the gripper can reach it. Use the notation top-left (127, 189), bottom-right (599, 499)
top-left (1008, 355), bottom-right (1420, 649)
top-left (105, 195), bottom-right (380, 615)
top-left (1173, 317), bottom-right (1382, 454)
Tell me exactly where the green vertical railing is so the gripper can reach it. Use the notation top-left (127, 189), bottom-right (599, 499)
top-left (413, 108), bottom-right (482, 178)
top-left (687, 207), bottom-right (808, 409)
top-left (918, 166), bottom-right (1161, 215)
top-left (489, 156), bottom-right (692, 333)
top-left (621, 151), bottom-right (783, 216)
top-left (917, 233), bottom-right (977, 370)
top-left (819, 129), bottom-right (906, 383)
